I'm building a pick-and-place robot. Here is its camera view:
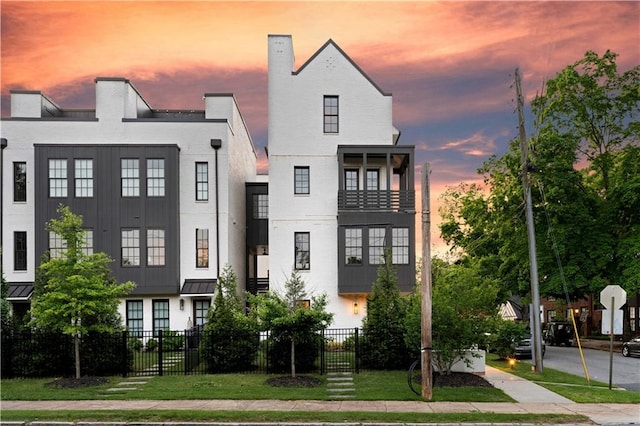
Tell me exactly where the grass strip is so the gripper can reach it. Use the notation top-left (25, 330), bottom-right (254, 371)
top-left (0, 409), bottom-right (589, 424)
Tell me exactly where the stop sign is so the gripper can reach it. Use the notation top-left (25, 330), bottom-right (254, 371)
top-left (600, 285), bottom-right (627, 311)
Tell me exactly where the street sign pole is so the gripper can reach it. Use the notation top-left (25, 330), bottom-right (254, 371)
top-left (609, 296), bottom-right (614, 390)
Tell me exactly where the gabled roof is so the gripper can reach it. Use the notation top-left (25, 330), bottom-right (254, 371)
top-left (293, 39), bottom-right (391, 97)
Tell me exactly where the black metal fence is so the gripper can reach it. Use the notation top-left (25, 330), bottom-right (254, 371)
top-left (2, 328), bottom-right (367, 378)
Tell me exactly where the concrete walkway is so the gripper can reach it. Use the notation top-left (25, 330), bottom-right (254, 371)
top-left (2, 367), bottom-right (639, 425)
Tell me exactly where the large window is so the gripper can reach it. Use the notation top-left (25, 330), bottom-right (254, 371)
top-left (196, 228), bottom-right (209, 268)
top-left (345, 228), bottom-right (362, 265)
top-left (147, 159), bottom-right (165, 197)
top-left (126, 300), bottom-right (144, 338)
top-left (295, 232), bottom-right (310, 270)
top-left (49, 230), bottom-right (93, 258)
top-left (121, 159), bottom-right (140, 197)
top-left (392, 227), bottom-right (409, 265)
top-left (253, 194), bottom-right (268, 219)
top-left (323, 95), bottom-right (339, 133)
top-left (194, 299), bottom-right (211, 327)
top-left (366, 169), bottom-right (379, 190)
top-left (345, 169), bottom-right (359, 191)
top-left (147, 229), bottom-right (165, 266)
top-left (14, 231), bottom-right (27, 271)
top-left (121, 229), bottom-right (140, 266)
top-left (82, 230), bottom-right (94, 256)
top-left (152, 299), bottom-right (169, 336)
top-left (13, 162), bottom-right (26, 202)
top-left (294, 166), bottom-right (310, 195)
top-left (196, 162), bottom-right (208, 201)
top-left (74, 159), bottom-right (93, 198)
top-left (369, 227), bottom-right (386, 265)
top-left (48, 159), bottom-right (67, 198)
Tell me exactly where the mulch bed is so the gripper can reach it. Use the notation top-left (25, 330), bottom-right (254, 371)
top-left (432, 372), bottom-right (493, 387)
top-left (45, 376), bottom-right (108, 388)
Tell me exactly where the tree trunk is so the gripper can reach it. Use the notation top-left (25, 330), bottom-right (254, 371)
top-left (74, 334), bottom-right (81, 379)
top-left (290, 337), bottom-right (296, 378)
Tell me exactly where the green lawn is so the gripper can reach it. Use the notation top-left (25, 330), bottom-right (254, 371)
top-left (486, 354), bottom-right (640, 404)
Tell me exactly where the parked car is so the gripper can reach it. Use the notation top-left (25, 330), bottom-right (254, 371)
top-left (622, 337), bottom-right (640, 357)
top-left (544, 321), bottom-right (574, 346)
top-left (514, 336), bottom-right (545, 359)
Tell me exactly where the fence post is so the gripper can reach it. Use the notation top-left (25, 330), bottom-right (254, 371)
top-left (320, 329), bottom-right (325, 375)
top-left (184, 329), bottom-right (188, 376)
top-left (158, 329), bottom-right (163, 376)
top-left (121, 330), bottom-right (128, 377)
top-left (355, 328), bottom-right (360, 374)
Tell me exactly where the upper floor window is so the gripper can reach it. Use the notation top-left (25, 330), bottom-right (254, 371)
top-left (14, 162), bottom-right (26, 202)
top-left (369, 227), bottom-right (386, 265)
top-left (196, 228), bottom-right (209, 268)
top-left (121, 228), bottom-right (140, 267)
top-left (294, 166), bottom-right (310, 195)
top-left (345, 228), bottom-right (362, 265)
top-left (121, 159), bottom-right (140, 197)
top-left (49, 230), bottom-right (93, 258)
top-left (253, 194), bottom-right (269, 219)
top-left (74, 159), bottom-right (93, 198)
top-left (366, 169), bottom-right (379, 190)
top-left (295, 232), bottom-right (310, 270)
top-left (147, 159), bottom-right (165, 197)
top-left (392, 227), bottom-right (409, 265)
top-left (14, 231), bottom-right (27, 271)
top-left (345, 169), bottom-right (359, 191)
top-left (323, 95), bottom-right (339, 133)
top-left (147, 229), bottom-right (165, 266)
top-left (82, 230), bottom-right (94, 256)
top-left (196, 162), bottom-right (208, 201)
top-left (48, 159), bottom-right (67, 198)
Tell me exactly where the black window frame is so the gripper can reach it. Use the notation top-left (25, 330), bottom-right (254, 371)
top-left (294, 232), bottom-right (310, 270)
top-left (152, 299), bottom-right (169, 337)
top-left (345, 228), bottom-right (363, 265)
top-left (294, 166), bottom-right (310, 195)
top-left (195, 162), bottom-right (209, 201)
top-left (126, 300), bottom-right (144, 338)
top-left (194, 299), bottom-right (211, 327)
top-left (13, 162), bottom-right (27, 202)
top-left (14, 231), bottom-right (27, 271)
top-left (196, 228), bottom-right (209, 268)
top-left (323, 95), bottom-right (339, 133)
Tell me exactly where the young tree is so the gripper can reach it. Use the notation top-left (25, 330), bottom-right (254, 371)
top-left (1, 269), bottom-right (13, 335)
top-left (30, 206), bottom-right (135, 378)
top-left (249, 269), bottom-right (333, 377)
top-left (201, 264), bottom-right (258, 372)
top-left (361, 249), bottom-right (410, 370)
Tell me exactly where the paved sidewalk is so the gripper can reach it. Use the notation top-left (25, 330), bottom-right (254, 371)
top-left (2, 367), bottom-right (639, 425)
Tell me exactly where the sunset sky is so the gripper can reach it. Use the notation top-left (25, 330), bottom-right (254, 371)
top-left (2, 1), bottom-right (639, 255)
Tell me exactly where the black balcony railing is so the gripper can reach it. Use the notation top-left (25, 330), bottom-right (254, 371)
top-left (246, 277), bottom-right (269, 294)
top-left (338, 190), bottom-right (415, 212)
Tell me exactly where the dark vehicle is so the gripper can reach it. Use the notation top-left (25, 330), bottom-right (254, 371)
top-left (514, 336), bottom-right (545, 359)
top-left (622, 337), bottom-right (640, 357)
top-left (544, 321), bottom-right (574, 346)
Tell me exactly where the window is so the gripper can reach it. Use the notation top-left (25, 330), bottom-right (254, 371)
top-left (74, 159), bottom-right (93, 198)
top-left (369, 227), bottom-right (386, 265)
top-left (295, 232), bottom-right (310, 270)
top-left (345, 169), bottom-right (359, 191)
top-left (147, 229), bottom-right (165, 266)
top-left (126, 300), bottom-right (144, 338)
top-left (392, 227), bottom-right (409, 265)
top-left (194, 299), bottom-right (211, 327)
top-left (147, 159), bottom-right (165, 197)
top-left (253, 194), bottom-right (268, 219)
top-left (13, 162), bottom-right (26, 202)
top-left (323, 95), bottom-right (339, 133)
top-left (152, 299), bottom-right (169, 336)
top-left (547, 310), bottom-right (557, 324)
top-left (48, 159), bottom-right (67, 197)
top-left (121, 229), bottom-right (140, 266)
top-left (49, 230), bottom-right (93, 258)
top-left (48, 231), bottom-right (67, 259)
top-left (196, 228), bottom-right (209, 268)
top-left (121, 159), bottom-right (140, 197)
top-left (294, 166), bottom-right (310, 195)
top-left (196, 162), bottom-right (208, 201)
top-left (345, 228), bottom-right (362, 264)
top-left (366, 169), bottom-right (379, 190)
top-left (14, 231), bottom-right (27, 271)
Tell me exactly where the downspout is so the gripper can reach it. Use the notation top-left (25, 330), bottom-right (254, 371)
top-left (211, 139), bottom-right (222, 277)
top-left (1, 138), bottom-right (7, 268)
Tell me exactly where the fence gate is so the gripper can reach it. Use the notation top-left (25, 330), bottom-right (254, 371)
top-left (321, 328), bottom-right (359, 374)
top-left (127, 330), bottom-right (201, 376)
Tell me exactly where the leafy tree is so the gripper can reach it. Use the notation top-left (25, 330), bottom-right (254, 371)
top-left (361, 249), bottom-right (410, 370)
top-left (29, 205), bottom-right (135, 378)
top-left (249, 269), bottom-right (333, 377)
top-left (201, 264), bottom-right (258, 372)
top-left (1, 269), bottom-right (13, 335)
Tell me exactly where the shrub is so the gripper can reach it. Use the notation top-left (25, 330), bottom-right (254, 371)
top-left (146, 338), bottom-right (158, 352)
top-left (490, 320), bottom-right (528, 359)
top-left (162, 330), bottom-right (184, 352)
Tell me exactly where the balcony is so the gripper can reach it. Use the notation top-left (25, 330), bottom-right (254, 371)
top-left (338, 190), bottom-right (415, 212)
top-left (247, 277), bottom-right (269, 295)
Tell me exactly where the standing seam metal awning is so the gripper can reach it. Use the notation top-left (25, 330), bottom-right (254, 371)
top-left (181, 279), bottom-right (216, 295)
top-left (7, 283), bottom-right (34, 301)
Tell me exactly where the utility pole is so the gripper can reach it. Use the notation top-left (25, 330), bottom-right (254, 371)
top-left (421, 163), bottom-right (433, 399)
top-left (515, 68), bottom-right (544, 372)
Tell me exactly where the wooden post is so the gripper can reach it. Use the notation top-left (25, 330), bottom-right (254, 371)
top-left (421, 163), bottom-right (433, 400)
